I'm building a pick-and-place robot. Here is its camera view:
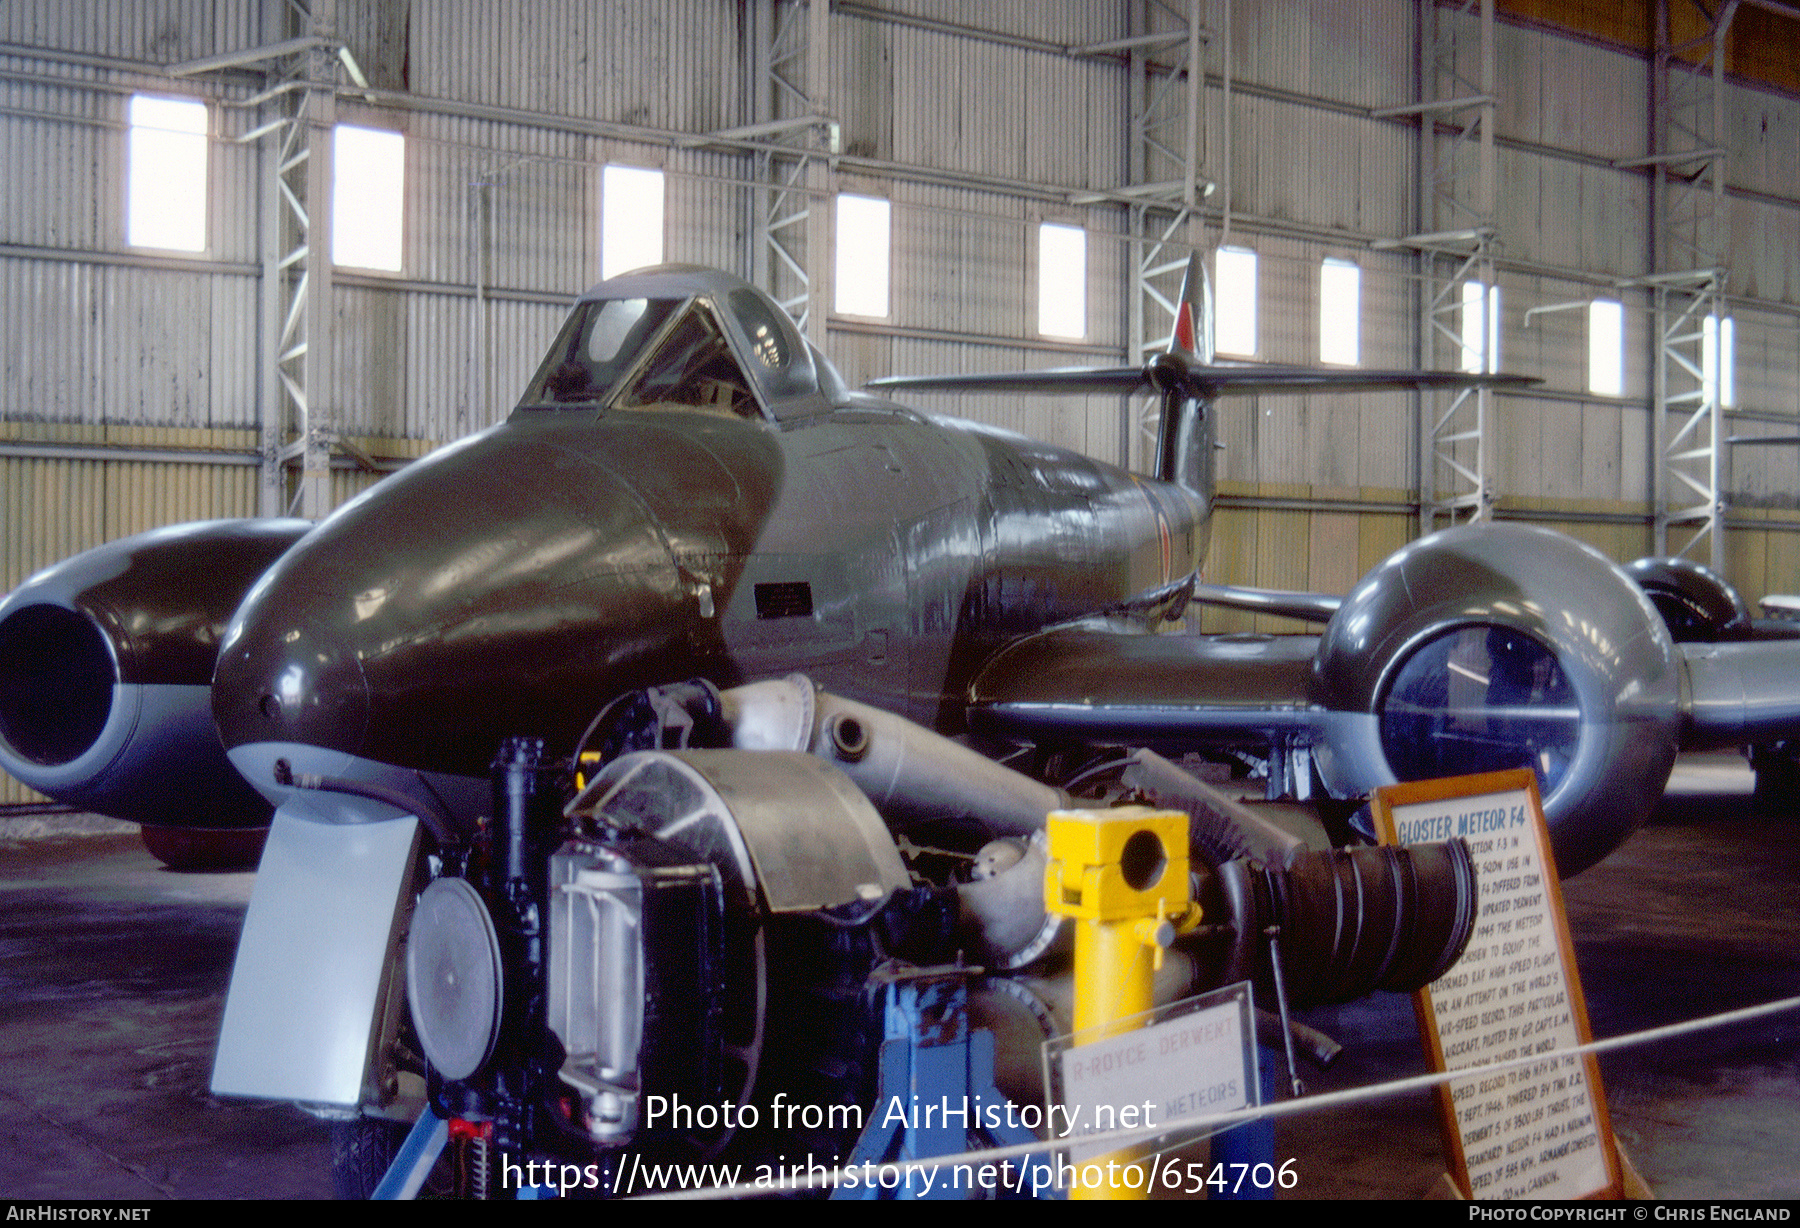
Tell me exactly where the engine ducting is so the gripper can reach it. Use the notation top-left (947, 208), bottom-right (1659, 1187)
top-left (1199, 840), bottom-right (1477, 1007)
top-left (0, 519), bottom-right (310, 826)
top-left (1312, 524), bottom-right (1681, 877)
top-left (720, 674), bottom-right (1071, 838)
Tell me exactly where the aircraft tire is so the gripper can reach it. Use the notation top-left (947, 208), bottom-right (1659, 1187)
top-left (330, 1116), bottom-right (407, 1200)
top-left (138, 824), bottom-right (267, 871)
top-left (1751, 746), bottom-right (1800, 814)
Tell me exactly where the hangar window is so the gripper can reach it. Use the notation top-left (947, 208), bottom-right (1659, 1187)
top-left (1319, 258), bottom-right (1360, 366)
top-left (332, 125), bottom-right (404, 272)
top-left (1588, 300), bottom-right (1624, 397)
top-left (127, 95), bottom-right (208, 252)
top-left (1037, 223), bottom-right (1086, 340)
top-left (835, 194), bottom-right (890, 318)
top-left (1704, 315), bottom-right (1736, 408)
top-left (1215, 246), bottom-right (1257, 356)
top-left (601, 165), bottom-right (664, 280)
top-left (1459, 281), bottom-right (1501, 374)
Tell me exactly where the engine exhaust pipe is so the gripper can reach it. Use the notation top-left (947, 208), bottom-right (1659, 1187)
top-left (721, 674), bottom-right (1070, 838)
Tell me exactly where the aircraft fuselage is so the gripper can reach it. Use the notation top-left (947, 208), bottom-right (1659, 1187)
top-left (213, 399), bottom-right (1206, 815)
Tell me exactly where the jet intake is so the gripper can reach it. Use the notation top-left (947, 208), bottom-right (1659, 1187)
top-left (0, 519), bottom-right (308, 828)
top-left (1312, 523), bottom-right (1682, 877)
top-left (0, 602), bottom-right (113, 767)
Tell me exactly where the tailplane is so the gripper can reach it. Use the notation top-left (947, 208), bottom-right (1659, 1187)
top-left (865, 249), bottom-right (1534, 495)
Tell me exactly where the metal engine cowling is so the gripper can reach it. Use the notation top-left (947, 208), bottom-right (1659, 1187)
top-left (1313, 523), bottom-right (1681, 876)
top-left (546, 749), bottom-right (909, 1151)
top-left (1624, 555), bottom-right (1753, 643)
top-left (0, 518), bottom-right (310, 828)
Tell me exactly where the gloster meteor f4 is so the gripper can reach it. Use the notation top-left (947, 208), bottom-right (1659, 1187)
top-left (3, 261), bottom-right (1798, 1190)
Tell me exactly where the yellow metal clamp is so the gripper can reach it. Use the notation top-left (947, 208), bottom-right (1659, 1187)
top-left (1044, 806), bottom-right (1200, 1199)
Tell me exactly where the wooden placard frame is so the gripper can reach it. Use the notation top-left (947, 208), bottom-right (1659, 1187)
top-left (1371, 768), bottom-right (1621, 1201)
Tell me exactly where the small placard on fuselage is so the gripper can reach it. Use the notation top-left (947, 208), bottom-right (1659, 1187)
top-left (753, 580), bottom-right (814, 619)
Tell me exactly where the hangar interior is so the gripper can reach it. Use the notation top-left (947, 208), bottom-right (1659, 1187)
top-left (5, 7), bottom-right (1800, 750)
top-left (2, 0), bottom-right (1800, 1201)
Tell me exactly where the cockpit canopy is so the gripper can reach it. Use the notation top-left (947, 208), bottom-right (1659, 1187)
top-left (517, 264), bottom-right (850, 420)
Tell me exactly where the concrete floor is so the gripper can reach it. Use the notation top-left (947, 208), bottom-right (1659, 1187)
top-left (1, 754), bottom-right (1795, 1200)
top-left (0, 820), bottom-right (332, 1199)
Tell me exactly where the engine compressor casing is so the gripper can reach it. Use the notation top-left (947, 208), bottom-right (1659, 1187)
top-left (549, 749), bottom-right (909, 1156)
top-left (1312, 523), bottom-right (1681, 876)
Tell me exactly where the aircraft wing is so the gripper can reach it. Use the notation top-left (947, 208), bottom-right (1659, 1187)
top-left (1187, 365), bottom-right (1538, 395)
top-left (1679, 638), bottom-right (1800, 748)
top-left (1192, 582), bottom-right (1342, 623)
top-left (965, 623), bottom-right (1321, 749)
top-left (868, 367), bottom-right (1148, 396)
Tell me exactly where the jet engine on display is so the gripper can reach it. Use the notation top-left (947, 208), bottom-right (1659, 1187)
top-left (3, 262), bottom-right (1800, 1196)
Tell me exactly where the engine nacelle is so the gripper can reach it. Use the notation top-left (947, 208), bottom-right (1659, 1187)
top-left (0, 518), bottom-right (310, 827)
top-left (1312, 524), bottom-right (1681, 876)
top-left (1624, 555), bottom-right (1753, 643)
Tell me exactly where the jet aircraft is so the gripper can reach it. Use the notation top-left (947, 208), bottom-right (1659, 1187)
top-left (2, 260), bottom-right (1797, 1193)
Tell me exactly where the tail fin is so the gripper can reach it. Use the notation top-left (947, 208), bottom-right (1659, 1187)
top-left (1154, 253), bottom-right (1214, 491)
top-left (1171, 252), bottom-right (1213, 365)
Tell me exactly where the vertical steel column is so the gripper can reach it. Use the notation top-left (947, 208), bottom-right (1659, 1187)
top-left (1378, 0), bottom-right (1497, 534)
top-left (1099, 0), bottom-right (1205, 473)
top-left (747, 0), bottom-right (833, 344)
top-left (208, 0), bottom-right (344, 521)
top-left (1651, 272), bottom-right (1726, 565)
top-left (297, 6), bottom-right (338, 521)
top-left (246, 1), bottom-right (339, 522)
top-left (1643, 0), bottom-right (1735, 569)
top-left (254, 0), bottom-right (289, 518)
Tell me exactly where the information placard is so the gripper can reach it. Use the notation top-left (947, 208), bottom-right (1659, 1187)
top-left (1046, 982), bottom-right (1256, 1163)
top-left (1373, 769), bottom-right (1620, 1201)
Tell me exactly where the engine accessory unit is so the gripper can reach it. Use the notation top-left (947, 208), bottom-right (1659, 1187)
top-left (547, 834), bottom-right (723, 1146)
top-left (408, 877), bottom-right (506, 1082)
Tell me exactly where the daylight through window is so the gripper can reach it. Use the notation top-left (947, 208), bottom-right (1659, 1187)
top-left (1215, 246), bottom-right (1257, 357)
top-left (333, 125), bottom-right (405, 272)
top-left (1460, 282), bottom-right (1501, 374)
top-left (1704, 315), bottom-right (1736, 408)
top-left (602, 165), bottom-right (665, 280)
top-left (835, 194), bottom-right (891, 318)
top-left (127, 95), bottom-right (207, 252)
top-left (1037, 223), bottom-right (1087, 340)
top-left (1319, 258), bottom-right (1360, 366)
top-left (1588, 299), bottom-right (1624, 397)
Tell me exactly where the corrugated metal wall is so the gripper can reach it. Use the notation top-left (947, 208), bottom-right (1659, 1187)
top-left (3, 0), bottom-right (1799, 800)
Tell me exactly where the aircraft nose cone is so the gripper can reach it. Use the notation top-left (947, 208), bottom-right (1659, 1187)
top-left (209, 412), bottom-right (778, 797)
top-left (213, 600), bottom-right (371, 780)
